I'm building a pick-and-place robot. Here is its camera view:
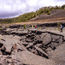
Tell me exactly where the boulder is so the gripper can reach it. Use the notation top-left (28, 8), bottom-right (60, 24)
top-left (41, 33), bottom-right (51, 45)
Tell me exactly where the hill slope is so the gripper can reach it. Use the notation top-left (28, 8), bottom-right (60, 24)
top-left (0, 5), bottom-right (65, 24)
top-left (31, 9), bottom-right (65, 21)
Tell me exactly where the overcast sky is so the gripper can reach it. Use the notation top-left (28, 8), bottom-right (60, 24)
top-left (0, 0), bottom-right (65, 18)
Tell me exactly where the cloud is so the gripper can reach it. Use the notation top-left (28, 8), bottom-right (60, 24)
top-left (0, 0), bottom-right (65, 18)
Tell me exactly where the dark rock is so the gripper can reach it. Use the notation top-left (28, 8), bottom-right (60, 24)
top-left (0, 43), bottom-right (3, 48)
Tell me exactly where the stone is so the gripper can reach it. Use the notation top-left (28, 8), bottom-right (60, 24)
top-left (51, 35), bottom-right (60, 42)
top-left (0, 24), bottom-right (65, 65)
top-left (41, 33), bottom-right (51, 45)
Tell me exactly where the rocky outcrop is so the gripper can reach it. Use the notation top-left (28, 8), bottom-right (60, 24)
top-left (0, 25), bottom-right (65, 65)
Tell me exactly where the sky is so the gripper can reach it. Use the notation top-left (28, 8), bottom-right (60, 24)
top-left (0, 0), bottom-right (65, 18)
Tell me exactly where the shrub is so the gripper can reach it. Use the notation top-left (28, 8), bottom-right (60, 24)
top-left (61, 5), bottom-right (65, 9)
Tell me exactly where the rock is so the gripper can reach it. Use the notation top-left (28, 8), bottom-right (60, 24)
top-left (0, 24), bottom-right (65, 65)
top-left (51, 44), bottom-right (65, 65)
top-left (0, 35), bottom-right (20, 52)
top-left (41, 33), bottom-right (51, 45)
top-left (0, 51), bottom-right (2, 55)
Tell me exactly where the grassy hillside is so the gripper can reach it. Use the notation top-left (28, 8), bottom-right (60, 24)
top-left (0, 5), bottom-right (65, 24)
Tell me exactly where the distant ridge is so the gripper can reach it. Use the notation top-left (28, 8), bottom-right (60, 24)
top-left (31, 9), bottom-right (65, 21)
top-left (0, 4), bottom-right (65, 23)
